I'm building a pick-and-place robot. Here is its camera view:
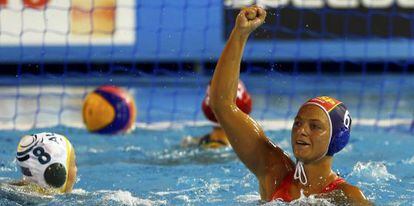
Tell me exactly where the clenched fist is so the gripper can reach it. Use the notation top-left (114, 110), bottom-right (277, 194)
top-left (233, 6), bottom-right (266, 36)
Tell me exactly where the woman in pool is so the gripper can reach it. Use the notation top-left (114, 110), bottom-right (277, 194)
top-left (9, 132), bottom-right (77, 195)
top-left (181, 81), bottom-right (252, 149)
top-left (208, 5), bottom-right (370, 204)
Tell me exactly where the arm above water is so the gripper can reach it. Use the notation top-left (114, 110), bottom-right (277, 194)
top-left (209, 6), bottom-right (293, 179)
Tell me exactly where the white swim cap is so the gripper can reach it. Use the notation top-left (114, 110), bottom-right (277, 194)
top-left (16, 132), bottom-right (73, 192)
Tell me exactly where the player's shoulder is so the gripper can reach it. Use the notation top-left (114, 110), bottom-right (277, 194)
top-left (338, 182), bottom-right (372, 205)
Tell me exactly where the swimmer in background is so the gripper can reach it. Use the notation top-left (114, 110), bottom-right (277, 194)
top-left (181, 81), bottom-right (252, 149)
top-left (208, 5), bottom-right (371, 205)
top-left (8, 132), bottom-right (77, 195)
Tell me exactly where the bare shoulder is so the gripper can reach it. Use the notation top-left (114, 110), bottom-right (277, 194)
top-left (339, 182), bottom-right (372, 205)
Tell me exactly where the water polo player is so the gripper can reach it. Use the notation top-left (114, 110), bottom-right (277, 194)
top-left (181, 81), bottom-right (252, 149)
top-left (11, 132), bottom-right (77, 194)
top-left (208, 5), bottom-right (370, 204)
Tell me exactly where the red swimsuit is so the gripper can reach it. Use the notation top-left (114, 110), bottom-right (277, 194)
top-left (271, 171), bottom-right (346, 202)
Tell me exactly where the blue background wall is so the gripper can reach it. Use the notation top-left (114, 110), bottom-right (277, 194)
top-left (0, 0), bottom-right (413, 62)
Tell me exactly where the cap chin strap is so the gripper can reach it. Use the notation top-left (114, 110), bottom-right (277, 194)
top-left (294, 161), bottom-right (307, 185)
top-left (294, 149), bottom-right (329, 186)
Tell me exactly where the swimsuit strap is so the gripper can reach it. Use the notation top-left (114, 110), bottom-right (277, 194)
top-left (271, 171), bottom-right (295, 202)
top-left (271, 173), bottom-right (346, 202)
top-left (321, 177), bottom-right (346, 193)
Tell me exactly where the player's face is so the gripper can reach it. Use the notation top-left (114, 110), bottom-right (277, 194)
top-left (291, 105), bottom-right (331, 163)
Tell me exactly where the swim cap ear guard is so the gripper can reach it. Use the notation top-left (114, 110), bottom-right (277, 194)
top-left (326, 103), bottom-right (352, 156)
top-left (44, 163), bottom-right (67, 188)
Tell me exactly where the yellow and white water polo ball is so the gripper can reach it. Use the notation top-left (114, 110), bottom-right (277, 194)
top-left (82, 85), bottom-right (137, 134)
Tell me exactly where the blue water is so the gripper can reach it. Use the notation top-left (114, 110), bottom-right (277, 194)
top-left (0, 74), bottom-right (413, 205)
top-left (1, 125), bottom-right (413, 205)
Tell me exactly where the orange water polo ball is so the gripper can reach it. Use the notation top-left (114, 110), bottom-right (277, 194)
top-left (82, 85), bottom-right (137, 134)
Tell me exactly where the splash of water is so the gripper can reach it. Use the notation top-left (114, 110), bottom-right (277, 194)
top-left (101, 190), bottom-right (166, 206)
top-left (348, 161), bottom-right (396, 182)
top-left (234, 192), bottom-right (261, 204)
top-left (402, 156), bottom-right (414, 165)
top-left (265, 189), bottom-right (336, 206)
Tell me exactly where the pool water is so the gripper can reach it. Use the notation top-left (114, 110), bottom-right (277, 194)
top-left (0, 74), bottom-right (413, 205)
top-left (0, 124), bottom-right (413, 205)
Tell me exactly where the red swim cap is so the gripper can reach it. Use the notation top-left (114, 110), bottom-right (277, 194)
top-left (202, 81), bottom-right (252, 123)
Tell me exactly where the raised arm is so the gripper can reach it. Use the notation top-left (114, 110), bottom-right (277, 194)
top-left (209, 6), bottom-right (293, 179)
